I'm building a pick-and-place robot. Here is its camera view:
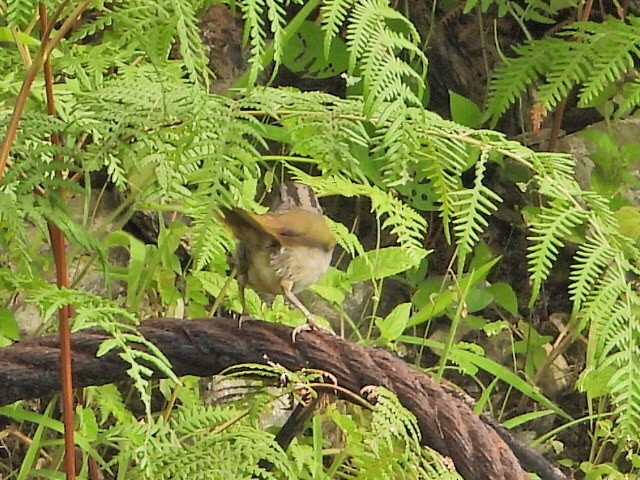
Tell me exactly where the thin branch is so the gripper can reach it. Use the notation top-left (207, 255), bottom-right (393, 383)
top-left (39, 4), bottom-right (76, 479)
top-left (0, 0), bottom-right (91, 181)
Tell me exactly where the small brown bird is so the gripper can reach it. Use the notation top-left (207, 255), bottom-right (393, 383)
top-left (220, 182), bottom-right (336, 340)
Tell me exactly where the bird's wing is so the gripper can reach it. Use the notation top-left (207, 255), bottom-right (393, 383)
top-left (219, 207), bottom-right (279, 248)
top-left (255, 210), bottom-right (336, 249)
top-left (253, 210), bottom-right (313, 239)
top-left (220, 208), bottom-right (335, 250)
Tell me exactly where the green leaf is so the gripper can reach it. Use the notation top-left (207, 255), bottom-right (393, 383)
top-left (527, 201), bottom-right (589, 306)
top-left (468, 242), bottom-right (495, 272)
top-left (502, 409), bottom-right (556, 429)
top-left (6, 0), bottom-right (35, 29)
top-left (104, 231), bottom-right (150, 310)
top-left (465, 287), bottom-right (494, 312)
top-left (483, 320), bottom-right (510, 336)
top-left (577, 365), bottom-right (618, 398)
top-left (486, 282), bottom-right (519, 316)
top-left (282, 21), bottom-right (348, 78)
top-left (0, 27), bottom-right (40, 46)
top-left (376, 302), bottom-right (411, 341)
top-left (458, 256), bottom-right (501, 291)
top-left (17, 401), bottom-right (56, 480)
top-left (400, 335), bottom-right (572, 419)
top-left (347, 247), bottom-right (427, 283)
top-left (76, 405), bottom-right (99, 442)
top-left (96, 338), bottom-right (119, 357)
top-left (451, 151), bottom-right (502, 269)
top-left (0, 403), bottom-right (105, 466)
top-left (615, 206), bottom-right (640, 241)
top-left (0, 307), bottom-right (20, 340)
top-left (449, 91), bottom-right (482, 128)
top-left (408, 290), bottom-right (454, 327)
top-left (311, 268), bottom-right (348, 304)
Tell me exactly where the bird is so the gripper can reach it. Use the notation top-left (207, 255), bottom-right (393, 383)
top-left (219, 182), bottom-right (336, 341)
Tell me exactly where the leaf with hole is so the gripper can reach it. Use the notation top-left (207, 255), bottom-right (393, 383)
top-left (282, 21), bottom-right (348, 78)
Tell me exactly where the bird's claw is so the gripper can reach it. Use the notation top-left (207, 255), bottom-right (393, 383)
top-left (237, 313), bottom-right (251, 329)
top-left (291, 319), bottom-right (335, 342)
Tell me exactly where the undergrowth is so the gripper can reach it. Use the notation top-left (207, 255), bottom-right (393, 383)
top-left (1, 0), bottom-right (640, 477)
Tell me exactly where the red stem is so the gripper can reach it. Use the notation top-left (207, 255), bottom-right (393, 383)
top-left (39, 4), bottom-right (75, 479)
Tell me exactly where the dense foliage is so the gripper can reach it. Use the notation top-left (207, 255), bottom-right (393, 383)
top-left (2, 0), bottom-right (640, 477)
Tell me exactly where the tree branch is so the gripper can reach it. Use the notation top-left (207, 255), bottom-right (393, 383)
top-left (0, 317), bottom-right (566, 480)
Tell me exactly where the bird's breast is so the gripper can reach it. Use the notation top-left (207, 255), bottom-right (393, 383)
top-left (271, 245), bottom-right (333, 293)
top-left (239, 242), bottom-right (333, 295)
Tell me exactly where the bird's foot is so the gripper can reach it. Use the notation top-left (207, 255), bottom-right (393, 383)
top-left (237, 312), bottom-right (251, 329)
top-left (291, 318), bottom-right (335, 342)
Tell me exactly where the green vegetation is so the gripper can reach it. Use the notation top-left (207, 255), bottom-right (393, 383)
top-left (2, 0), bottom-right (640, 477)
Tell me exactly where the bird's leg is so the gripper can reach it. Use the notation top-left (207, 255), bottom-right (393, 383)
top-left (238, 281), bottom-right (251, 328)
top-left (281, 279), bottom-right (334, 341)
top-left (234, 244), bottom-right (253, 328)
top-left (209, 267), bottom-right (236, 317)
top-left (282, 282), bottom-right (314, 321)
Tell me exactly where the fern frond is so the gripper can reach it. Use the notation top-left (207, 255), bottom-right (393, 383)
top-left (533, 40), bottom-right (593, 111)
top-left (530, 151), bottom-right (577, 179)
top-left (372, 188), bottom-right (428, 253)
top-left (580, 261), bottom-right (628, 362)
top-left (598, 291), bottom-right (635, 361)
top-left (370, 387), bottom-right (422, 445)
top-left (124, 401), bottom-right (297, 480)
top-left (267, 0), bottom-right (292, 66)
top-left (573, 18), bottom-right (640, 107)
top-left (578, 190), bottom-right (621, 234)
top-left (372, 109), bottom-right (423, 187)
top-left (6, 0), bottom-right (36, 28)
top-left (327, 387), bottom-right (448, 479)
top-left (105, 152), bottom-right (128, 191)
top-left (421, 136), bottom-right (466, 238)
top-left (239, 0), bottom-right (265, 74)
top-left (346, 0), bottom-right (382, 74)
top-left (617, 78), bottom-right (640, 116)
top-left (526, 200), bottom-right (589, 305)
top-left (346, 0), bottom-right (426, 115)
top-left (365, 52), bottom-right (425, 115)
top-left (0, 192), bottom-right (35, 269)
top-left (321, 0), bottom-right (357, 58)
top-left (488, 17), bottom-right (640, 122)
top-left (19, 285), bottom-right (176, 419)
top-left (188, 200), bottom-right (233, 271)
top-left (68, 7), bottom-right (115, 43)
top-left (594, 288), bottom-right (640, 437)
top-left (170, 0), bottom-right (213, 90)
top-left (568, 225), bottom-right (616, 315)
top-left (287, 113), bottom-right (368, 179)
top-left (289, 170), bottom-right (427, 252)
top-left (104, 1), bottom-right (175, 67)
top-left (86, 384), bottom-right (135, 426)
top-left (450, 150), bottom-right (502, 270)
top-left (608, 348), bottom-right (640, 438)
top-left (486, 38), bottom-right (564, 125)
